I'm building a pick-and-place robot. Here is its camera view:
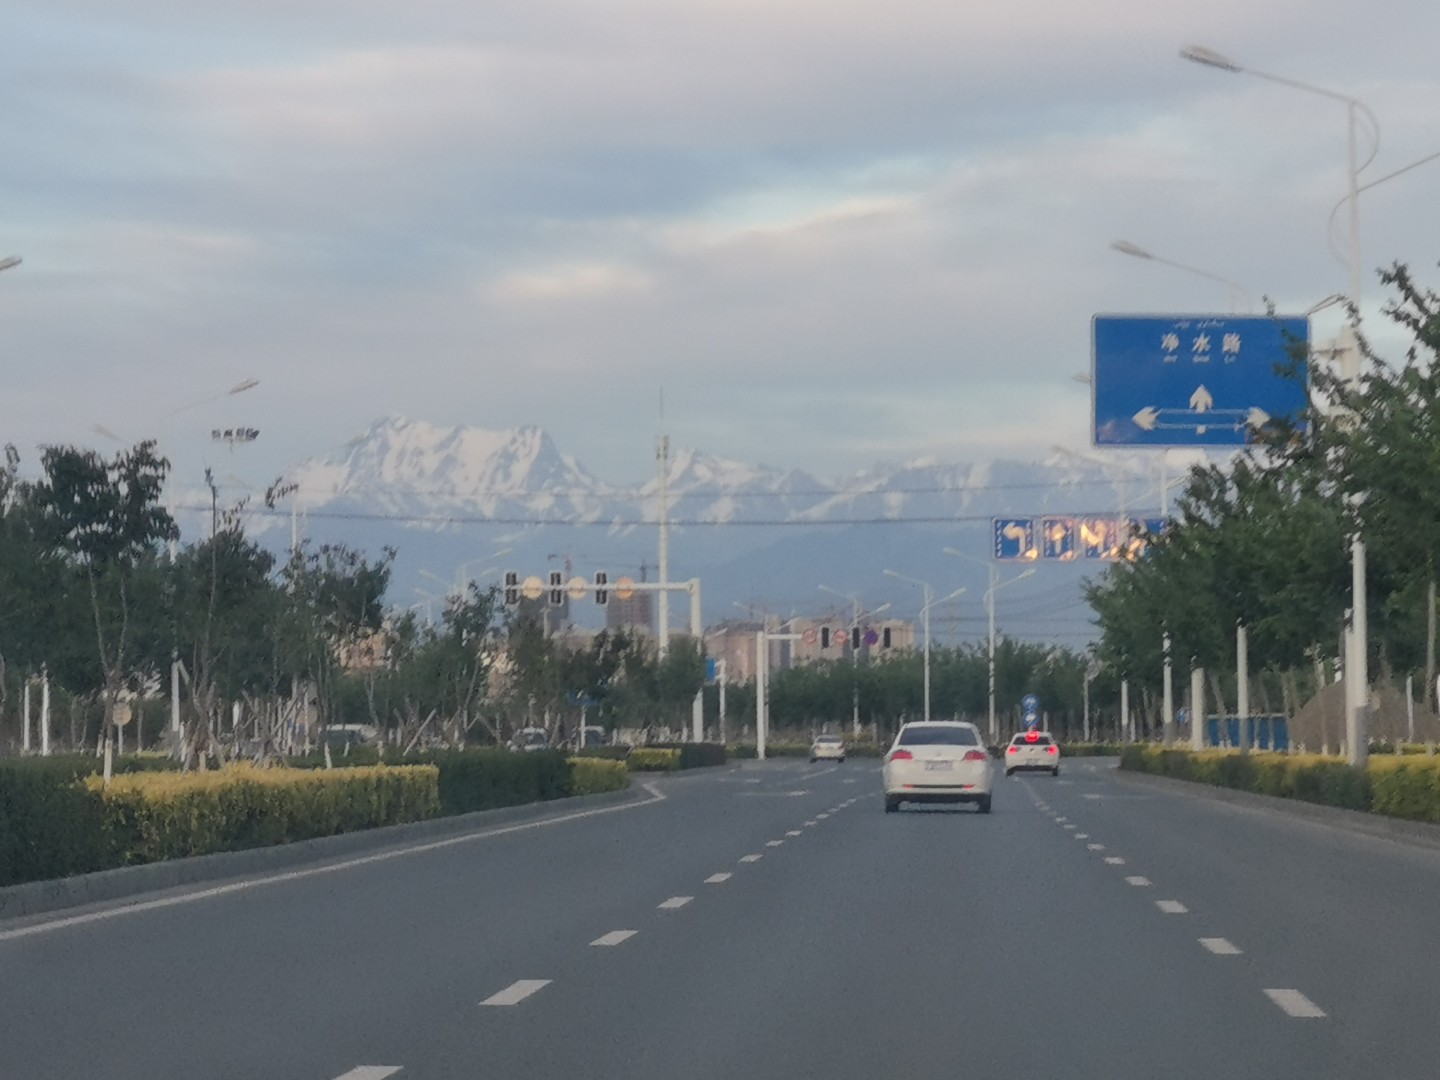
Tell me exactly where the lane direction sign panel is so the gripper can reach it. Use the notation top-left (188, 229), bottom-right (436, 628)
top-left (1093, 314), bottom-right (1309, 447)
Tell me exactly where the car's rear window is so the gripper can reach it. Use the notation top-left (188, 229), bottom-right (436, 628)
top-left (898, 725), bottom-right (980, 746)
top-left (1012, 734), bottom-right (1053, 746)
top-left (816, 736), bottom-right (842, 744)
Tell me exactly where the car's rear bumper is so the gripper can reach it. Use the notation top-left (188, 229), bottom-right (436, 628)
top-left (1006, 760), bottom-right (1059, 771)
top-left (889, 789), bottom-right (990, 804)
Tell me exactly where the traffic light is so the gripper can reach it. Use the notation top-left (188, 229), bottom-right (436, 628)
top-left (882, 627), bottom-right (892, 649)
top-left (820, 628), bottom-right (831, 649)
top-left (595, 571), bottom-right (608, 606)
top-left (503, 571), bottom-right (519, 606)
top-left (851, 627), bottom-right (861, 650)
top-left (548, 571), bottom-right (564, 606)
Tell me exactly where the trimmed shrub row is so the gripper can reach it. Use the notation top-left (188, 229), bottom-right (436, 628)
top-left (87, 765), bottom-right (440, 865)
top-left (626, 748), bottom-right (681, 772)
top-left (0, 749), bottom-right (629, 887)
top-left (1118, 746), bottom-right (1409, 816)
top-left (568, 757), bottom-right (631, 795)
top-left (646, 742), bottom-right (727, 769)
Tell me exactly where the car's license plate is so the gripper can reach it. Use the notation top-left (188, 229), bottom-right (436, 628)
top-left (924, 761), bottom-right (953, 771)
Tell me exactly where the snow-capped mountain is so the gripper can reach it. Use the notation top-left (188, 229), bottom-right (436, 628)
top-left (235, 417), bottom-right (1165, 647)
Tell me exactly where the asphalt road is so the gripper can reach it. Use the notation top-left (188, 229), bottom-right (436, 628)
top-left (2, 758), bottom-right (1438, 1079)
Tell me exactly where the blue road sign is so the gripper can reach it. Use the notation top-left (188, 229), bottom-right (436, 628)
top-left (1093, 314), bottom-right (1309, 447)
top-left (1040, 516), bottom-right (1076, 561)
top-left (1022, 694), bottom-right (1039, 712)
top-left (1023, 714), bottom-right (1039, 730)
top-left (993, 518), bottom-right (1037, 560)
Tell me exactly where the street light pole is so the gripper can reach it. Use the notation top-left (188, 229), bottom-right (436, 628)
top-left (1182, 43), bottom-right (1371, 766)
top-left (0, 255), bottom-right (21, 273)
top-left (1110, 239), bottom-right (1253, 313)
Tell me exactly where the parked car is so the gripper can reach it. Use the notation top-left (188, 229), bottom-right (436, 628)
top-left (509, 727), bottom-right (550, 753)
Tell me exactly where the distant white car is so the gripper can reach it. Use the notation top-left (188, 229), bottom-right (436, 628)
top-left (510, 727), bottom-right (550, 753)
top-left (1005, 731), bottom-right (1061, 776)
top-left (883, 721), bottom-right (993, 813)
top-left (811, 734), bottom-right (846, 762)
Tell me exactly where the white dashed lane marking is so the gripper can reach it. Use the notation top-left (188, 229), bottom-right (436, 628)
top-left (705, 873), bottom-right (732, 884)
top-left (658, 897), bottom-right (693, 910)
top-left (1074, 833), bottom-right (1090, 840)
top-left (817, 813), bottom-right (830, 820)
top-left (1265, 989), bottom-right (1326, 1018)
top-left (766, 840), bottom-right (784, 847)
top-left (1105, 857), bottom-right (1126, 865)
top-left (1126, 876), bottom-right (1152, 887)
top-left (740, 854), bottom-right (763, 863)
top-left (1063, 824), bottom-right (1077, 831)
top-left (804, 821), bottom-right (818, 827)
top-left (1088, 844), bottom-right (1105, 851)
top-left (333, 1069), bottom-right (402, 1080)
top-left (1156, 900), bottom-right (1189, 914)
top-left (1200, 938), bottom-right (1242, 955)
top-left (481, 980), bottom-right (551, 1007)
top-left (786, 830), bottom-right (803, 837)
top-left (591, 930), bottom-right (637, 947)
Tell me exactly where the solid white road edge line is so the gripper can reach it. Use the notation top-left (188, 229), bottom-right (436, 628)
top-left (591, 930), bottom-right (638, 947)
top-left (0, 784), bottom-right (669, 943)
top-left (1200, 938), bottom-right (1242, 955)
top-left (1264, 989), bottom-right (1326, 1018)
top-left (481, 980), bottom-right (552, 1007)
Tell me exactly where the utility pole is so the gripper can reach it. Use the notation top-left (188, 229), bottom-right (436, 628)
top-left (657, 435), bottom-right (670, 658)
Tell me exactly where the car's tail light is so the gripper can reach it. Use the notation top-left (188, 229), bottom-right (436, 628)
top-left (889, 749), bottom-right (914, 762)
top-left (962, 750), bottom-right (988, 762)
top-left (1046, 746), bottom-right (1058, 755)
top-left (1006, 747), bottom-right (1019, 754)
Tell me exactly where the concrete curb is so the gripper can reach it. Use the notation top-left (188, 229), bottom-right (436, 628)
top-left (1114, 767), bottom-right (1440, 852)
top-left (0, 786), bottom-right (643, 923)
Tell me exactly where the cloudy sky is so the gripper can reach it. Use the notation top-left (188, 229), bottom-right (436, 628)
top-left (4, 0), bottom-right (1438, 494)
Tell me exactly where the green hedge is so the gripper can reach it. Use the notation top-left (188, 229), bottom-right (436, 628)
top-left (0, 761), bottom-right (118, 887)
top-left (647, 742), bottom-right (727, 769)
top-left (415, 749), bottom-right (571, 815)
top-left (574, 746), bottom-right (633, 762)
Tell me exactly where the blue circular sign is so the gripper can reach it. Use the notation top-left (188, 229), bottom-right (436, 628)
top-left (1021, 693), bottom-right (1039, 712)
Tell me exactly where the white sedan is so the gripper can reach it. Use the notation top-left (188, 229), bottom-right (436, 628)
top-left (883, 721), bottom-right (993, 813)
top-left (811, 734), bottom-right (846, 762)
top-left (1004, 731), bottom-right (1061, 776)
